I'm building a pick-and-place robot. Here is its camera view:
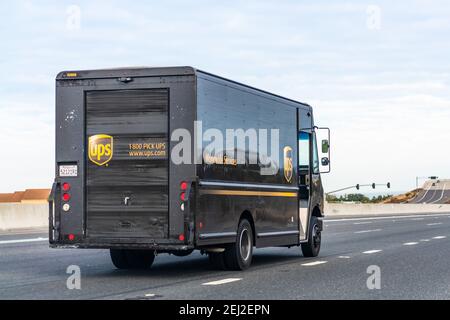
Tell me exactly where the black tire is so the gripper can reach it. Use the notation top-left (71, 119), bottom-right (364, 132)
top-left (171, 249), bottom-right (194, 257)
top-left (301, 216), bottom-right (322, 257)
top-left (110, 249), bottom-right (130, 269)
top-left (126, 250), bottom-right (155, 269)
top-left (208, 252), bottom-right (227, 270)
top-left (223, 219), bottom-right (253, 270)
top-left (110, 249), bottom-right (155, 269)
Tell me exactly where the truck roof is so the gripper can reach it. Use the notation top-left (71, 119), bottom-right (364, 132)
top-left (56, 66), bottom-right (312, 109)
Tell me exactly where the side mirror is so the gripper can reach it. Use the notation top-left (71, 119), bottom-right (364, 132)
top-left (315, 126), bottom-right (331, 174)
top-left (322, 139), bottom-right (329, 153)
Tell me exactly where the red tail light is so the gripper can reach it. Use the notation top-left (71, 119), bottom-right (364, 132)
top-left (62, 193), bottom-right (71, 202)
top-left (62, 182), bottom-right (71, 191)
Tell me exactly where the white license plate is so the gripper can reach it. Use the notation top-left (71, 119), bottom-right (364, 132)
top-left (59, 165), bottom-right (78, 177)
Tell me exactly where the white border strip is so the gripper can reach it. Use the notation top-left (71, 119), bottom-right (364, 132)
top-left (326, 213), bottom-right (450, 222)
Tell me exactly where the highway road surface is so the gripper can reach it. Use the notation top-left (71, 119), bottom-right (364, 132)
top-left (2, 212), bottom-right (450, 300)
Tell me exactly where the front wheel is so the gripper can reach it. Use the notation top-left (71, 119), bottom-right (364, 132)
top-left (223, 219), bottom-right (254, 270)
top-left (301, 216), bottom-right (322, 257)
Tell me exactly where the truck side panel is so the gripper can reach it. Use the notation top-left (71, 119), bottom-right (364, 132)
top-left (194, 74), bottom-right (302, 247)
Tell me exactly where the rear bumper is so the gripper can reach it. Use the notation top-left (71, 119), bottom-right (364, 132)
top-left (50, 240), bottom-right (194, 251)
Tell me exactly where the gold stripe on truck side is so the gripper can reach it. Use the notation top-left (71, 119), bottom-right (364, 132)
top-left (201, 189), bottom-right (297, 197)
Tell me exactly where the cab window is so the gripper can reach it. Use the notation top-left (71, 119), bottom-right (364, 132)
top-left (298, 132), bottom-right (310, 172)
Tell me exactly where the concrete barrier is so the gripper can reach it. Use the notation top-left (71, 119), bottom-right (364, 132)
top-left (2, 202), bottom-right (450, 230)
top-left (0, 203), bottom-right (48, 230)
top-left (325, 202), bottom-right (450, 217)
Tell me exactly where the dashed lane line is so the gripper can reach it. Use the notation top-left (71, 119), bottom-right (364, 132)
top-left (362, 250), bottom-right (382, 254)
top-left (432, 236), bottom-right (447, 239)
top-left (202, 278), bottom-right (242, 286)
top-left (301, 261), bottom-right (328, 266)
top-left (403, 242), bottom-right (419, 246)
top-left (427, 223), bottom-right (443, 226)
top-left (354, 229), bottom-right (382, 234)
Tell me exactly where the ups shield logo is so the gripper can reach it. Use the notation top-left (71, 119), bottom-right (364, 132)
top-left (283, 146), bottom-right (293, 183)
top-left (88, 134), bottom-right (113, 166)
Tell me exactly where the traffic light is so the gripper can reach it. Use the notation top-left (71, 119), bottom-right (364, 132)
top-left (387, 182), bottom-right (391, 189)
top-left (372, 183), bottom-right (376, 189)
top-left (356, 184), bottom-right (360, 190)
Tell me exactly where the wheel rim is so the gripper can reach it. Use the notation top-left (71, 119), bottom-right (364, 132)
top-left (312, 224), bottom-right (321, 248)
top-left (239, 229), bottom-right (251, 261)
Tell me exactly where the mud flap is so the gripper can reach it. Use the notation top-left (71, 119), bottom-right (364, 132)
top-left (48, 181), bottom-right (60, 243)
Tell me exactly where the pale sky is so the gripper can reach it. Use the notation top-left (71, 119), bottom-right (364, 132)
top-left (1, 0), bottom-right (449, 193)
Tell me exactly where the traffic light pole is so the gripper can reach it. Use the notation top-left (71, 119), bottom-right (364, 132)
top-left (326, 182), bottom-right (391, 195)
top-left (326, 185), bottom-right (358, 195)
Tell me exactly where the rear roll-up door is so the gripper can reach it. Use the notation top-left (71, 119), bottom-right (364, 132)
top-left (85, 89), bottom-right (169, 239)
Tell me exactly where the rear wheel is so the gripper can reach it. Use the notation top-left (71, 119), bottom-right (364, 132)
top-left (208, 252), bottom-right (227, 270)
top-left (110, 249), bottom-right (129, 269)
top-left (110, 249), bottom-right (155, 269)
top-left (171, 249), bottom-right (194, 257)
top-left (301, 216), bottom-right (322, 257)
top-left (223, 219), bottom-right (253, 270)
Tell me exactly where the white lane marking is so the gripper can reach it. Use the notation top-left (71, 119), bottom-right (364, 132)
top-left (301, 261), bottom-right (328, 266)
top-left (202, 278), bottom-right (242, 286)
top-left (326, 213), bottom-right (450, 223)
top-left (411, 218), bottom-right (424, 221)
top-left (353, 222), bottom-right (372, 225)
top-left (420, 239), bottom-right (430, 242)
top-left (432, 236), bottom-right (447, 239)
top-left (403, 242), bottom-right (419, 246)
top-left (354, 229), bottom-right (382, 234)
top-left (363, 250), bottom-right (382, 254)
top-left (431, 184), bottom-right (447, 204)
top-left (145, 293), bottom-right (155, 297)
top-left (338, 256), bottom-right (351, 259)
top-left (427, 223), bottom-right (443, 226)
top-left (415, 187), bottom-right (433, 203)
top-left (405, 185), bottom-right (432, 203)
top-left (0, 237), bottom-right (48, 245)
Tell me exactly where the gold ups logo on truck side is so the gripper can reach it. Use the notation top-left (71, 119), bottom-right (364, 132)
top-left (283, 146), bottom-right (293, 183)
top-left (88, 134), bottom-right (113, 166)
